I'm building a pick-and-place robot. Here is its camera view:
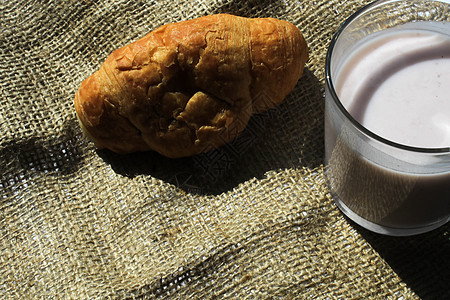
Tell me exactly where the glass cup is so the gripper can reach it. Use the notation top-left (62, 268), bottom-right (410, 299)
top-left (324, 0), bottom-right (450, 236)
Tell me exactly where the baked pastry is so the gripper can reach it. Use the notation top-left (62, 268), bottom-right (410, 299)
top-left (74, 14), bottom-right (308, 158)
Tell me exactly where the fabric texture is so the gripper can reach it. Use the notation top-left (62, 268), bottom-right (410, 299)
top-left (0, 0), bottom-right (448, 298)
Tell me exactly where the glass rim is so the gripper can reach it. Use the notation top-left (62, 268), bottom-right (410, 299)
top-left (325, 0), bottom-right (450, 154)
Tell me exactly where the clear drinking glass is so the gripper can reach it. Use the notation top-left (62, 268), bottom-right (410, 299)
top-left (324, 0), bottom-right (450, 236)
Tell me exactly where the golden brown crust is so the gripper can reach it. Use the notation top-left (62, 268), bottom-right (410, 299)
top-left (74, 14), bottom-right (308, 158)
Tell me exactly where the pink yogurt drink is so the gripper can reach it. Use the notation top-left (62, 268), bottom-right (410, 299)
top-left (325, 21), bottom-right (450, 236)
top-left (336, 25), bottom-right (450, 149)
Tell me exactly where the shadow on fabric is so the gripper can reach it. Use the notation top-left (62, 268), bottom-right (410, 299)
top-left (209, 0), bottom-right (288, 18)
top-left (97, 68), bottom-right (325, 195)
top-left (115, 214), bottom-right (330, 299)
top-left (356, 222), bottom-right (450, 300)
top-left (0, 122), bottom-right (85, 178)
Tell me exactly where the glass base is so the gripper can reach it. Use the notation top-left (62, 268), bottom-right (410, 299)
top-left (334, 197), bottom-right (449, 236)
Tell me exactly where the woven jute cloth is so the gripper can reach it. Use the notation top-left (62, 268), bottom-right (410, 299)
top-left (1, 0), bottom-right (448, 298)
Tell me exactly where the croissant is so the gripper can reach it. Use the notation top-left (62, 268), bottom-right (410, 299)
top-left (74, 14), bottom-right (308, 158)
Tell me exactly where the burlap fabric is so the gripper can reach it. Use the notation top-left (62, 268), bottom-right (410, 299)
top-left (1, 0), bottom-right (448, 298)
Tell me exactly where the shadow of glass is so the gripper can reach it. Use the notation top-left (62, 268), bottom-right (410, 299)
top-left (355, 221), bottom-right (450, 299)
top-left (97, 68), bottom-right (325, 195)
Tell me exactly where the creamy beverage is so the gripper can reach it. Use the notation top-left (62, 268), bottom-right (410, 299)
top-left (325, 21), bottom-right (450, 235)
top-left (335, 24), bottom-right (450, 148)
